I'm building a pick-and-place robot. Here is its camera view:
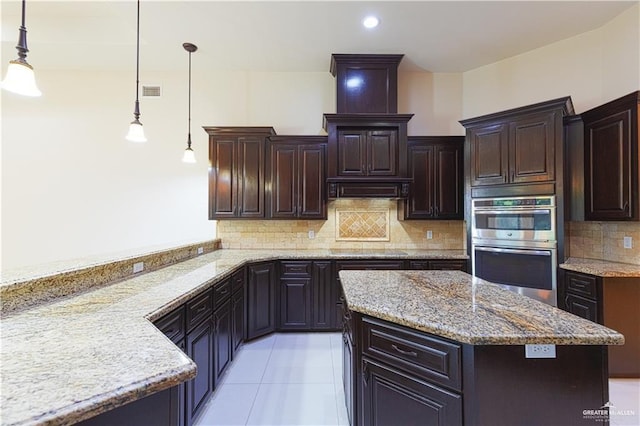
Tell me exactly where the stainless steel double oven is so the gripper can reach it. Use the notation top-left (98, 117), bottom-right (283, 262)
top-left (471, 196), bottom-right (557, 306)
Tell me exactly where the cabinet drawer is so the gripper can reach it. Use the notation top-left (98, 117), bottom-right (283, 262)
top-left (232, 269), bottom-right (245, 294)
top-left (362, 316), bottom-right (461, 392)
top-left (280, 261), bottom-right (312, 277)
top-left (565, 272), bottom-right (598, 299)
top-left (186, 290), bottom-right (213, 332)
top-left (564, 293), bottom-right (598, 323)
top-left (154, 306), bottom-right (185, 344)
top-left (428, 260), bottom-right (467, 272)
top-left (214, 278), bottom-right (232, 309)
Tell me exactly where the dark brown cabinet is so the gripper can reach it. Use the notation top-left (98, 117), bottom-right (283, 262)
top-left (581, 91), bottom-right (639, 221)
top-left (247, 262), bottom-right (277, 340)
top-left (400, 137), bottom-right (464, 220)
top-left (337, 129), bottom-right (398, 177)
top-left (267, 137), bottom-right (327, 219)
top-left (231, 269), bottom-right (245, 358)
top-left (185, 314), bottom-right (214, 425)
top-left (466, 110), bottom-right (558, 187)
top-left (407, 259), bottom-right (468, 272)
top-left (278, 260), bottom-right (335, 331)
top-left (205, 127), bottom-right (275, 219)
top-left (213, 297), bottom-right (232, 384)
top-left (461, 97), bottom-right (574, 197)
top-left (559, 269), bottom-right (639, 378)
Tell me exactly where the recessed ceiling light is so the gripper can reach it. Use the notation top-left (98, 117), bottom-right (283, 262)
top-left (362, 16), bottom-right (379, 29)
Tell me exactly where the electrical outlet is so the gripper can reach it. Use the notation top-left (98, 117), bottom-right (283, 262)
top-left (525, 344), bottom-right (556, 359)
top-left (426, 230), bottom-right (433, 240)
top-left (308, 230), bottom-right (315, 239)
top-left (133, 262), bottom-right (144, 274)
top-left (623, 236), bottom-right (633, 249)
top-left (197, 247), bottom-right (204, 255)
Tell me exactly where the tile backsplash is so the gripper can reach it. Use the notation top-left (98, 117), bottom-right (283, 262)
top-left (217, 199), bottom-right (465, 250)
top-left (568, 221), bottom-right (640, 265)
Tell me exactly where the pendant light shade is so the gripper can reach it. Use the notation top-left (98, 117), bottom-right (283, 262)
top-left (182, 42), bottom-right (198, 163)
top-left (126, 0), bottom-right (146, 142)
top-left (1, 0), bottom-right (41, 97)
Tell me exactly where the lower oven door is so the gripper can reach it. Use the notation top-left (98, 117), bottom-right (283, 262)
top-left (472, 244), bottom-right (557, 306)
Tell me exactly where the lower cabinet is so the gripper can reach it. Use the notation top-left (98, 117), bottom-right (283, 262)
top-left (247, 262), bottom-right (277, 339)
top-left (185, 317), bottom-right (214, 425)
top-left (231, 273), bottom-right (245, 358)
top-left (559, 269), bottom-right (639, 377)
top-left (213, 298), bottom-right (232, 383)
top-left (360, 358), bottom-right (462, 426)
top-left (407, 259), bottom-right (468, 272)
top-left (278, 260), bottom-right (335, 331)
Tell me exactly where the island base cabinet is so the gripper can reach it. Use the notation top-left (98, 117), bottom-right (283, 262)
top-left (76, 387), bottom-right (180, 426)
top-left (361, 358), bottom-right (462, 426)
top-left (463, 344), bottom-right (609, 426)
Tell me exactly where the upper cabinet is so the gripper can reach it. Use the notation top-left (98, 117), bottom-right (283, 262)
top-left (399, 136), bottom-right (464, 220)
top-left (205, 127), bottom-right (275, 219)
top-left (460, 97), bottom-right (574, 197)
top-left (581, 91), bottom-right (639, 221)
top-left (331, 54), bottom-right (403, 114)
top-left (267, 136), bottom-right (327, 219)
top-left (325, 54), bottom-right (414, 199)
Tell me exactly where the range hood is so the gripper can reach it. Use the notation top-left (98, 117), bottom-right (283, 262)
top-left (325, 54), bottom-right (413, 199)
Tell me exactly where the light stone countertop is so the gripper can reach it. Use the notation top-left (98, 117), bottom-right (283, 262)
top-left (0, 248), bottom-right (467, 426)
top-left (560, 257), bottom-right (640, 278)
top-left (339, 270), bottom-right (625, 345)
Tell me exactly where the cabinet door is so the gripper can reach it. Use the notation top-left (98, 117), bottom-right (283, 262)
top-left (280, 278), bottom-right (312, 330)
top-left (209, 138), bottom-right (237, 218)
top-left (584, 109), bottom-right (635, 220)
top-left (509, 111), bottom-right (556, 184)
top-left (564, 293), bottom-right (598, 323)
top-left (185, 319), bottom-right (214, 425)
top-left (269, 143), bottom-right (297, 218)
top-left (368, 129), bottom-right (398, 176)
top-left (247, 262), bottom-right (277, 340)
top-left (469, 124), bottom-right (509, 186)
top-left (434, 144), bottom-right (463, 219)
top-left (342, 331), bottom-right (355, 426)
top-left (237, 137), bottom-right (265, 218)
top-left (338, 130), bottom-right (367, 176)
top-left (361, 358), bottom-right (462, 426)
top-left (213, 299), bottom-right (232, 384)
top-left (231, 290), bottom-right (244, 357)
top-left (298, 144), bottom-right (326, 219)
top-left (406, 143), bottom-right (435, 219)
top-left (312, 261), bottom-right (333, 330)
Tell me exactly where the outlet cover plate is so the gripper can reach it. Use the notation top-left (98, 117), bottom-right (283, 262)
top-left (525, 344), bottom-right (556, 359)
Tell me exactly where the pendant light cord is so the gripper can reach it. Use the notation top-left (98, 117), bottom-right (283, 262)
top-left (187, 49), bottom-right (192, 148)
top-left (134, 0), bottom-right (141, 119)
top-left (16, 0), bottom-right (29, 61)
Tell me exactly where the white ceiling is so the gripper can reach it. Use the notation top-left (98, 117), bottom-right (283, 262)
top-left (0, 1), bottom-right (636, 73)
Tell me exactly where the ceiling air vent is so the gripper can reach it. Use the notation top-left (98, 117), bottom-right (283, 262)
top-left (142, 85), bottom-right (161, 98)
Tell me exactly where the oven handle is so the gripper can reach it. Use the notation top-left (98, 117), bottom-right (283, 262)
top-left (472, 209), bottom-right (551, 215)
top-left (473, 246), bottom-right (552, 256)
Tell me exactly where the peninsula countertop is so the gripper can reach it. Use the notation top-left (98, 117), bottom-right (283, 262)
top-left (560, 257), bottom-right (640, 278)
top-left (339, 269), bottom-right (625, 345)
top-left (1, 248), bottom-right (467, 426)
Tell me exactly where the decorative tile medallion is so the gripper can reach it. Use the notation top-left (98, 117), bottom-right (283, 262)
top-left (336, 209), bottom-right (390, 241)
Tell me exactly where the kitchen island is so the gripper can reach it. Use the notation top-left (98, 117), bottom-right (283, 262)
top-left (339, 270), bottom-right (624, 426)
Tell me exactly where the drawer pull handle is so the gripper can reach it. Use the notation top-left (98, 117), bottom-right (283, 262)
top-left (195, 305), bottom-right (208, 313)
top-left (391, 344), bottom-right (418, 357)
top-left (218, 288), bottom-right (229, 295)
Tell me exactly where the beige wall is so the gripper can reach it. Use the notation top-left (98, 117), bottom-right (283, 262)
top-left (462, 4), bottom-right (640, 117)
top-left (569, 222), bottom-right (640, 265)
top-left (1, 66), bottom-right (463, 269)
top-left (218, 199), bottom-right (465, 251)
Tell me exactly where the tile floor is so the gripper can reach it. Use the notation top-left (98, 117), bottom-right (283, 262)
top-left (194, 332), bottom-right (640, 426)
top-left (194, 332), bottom-right (348, 426)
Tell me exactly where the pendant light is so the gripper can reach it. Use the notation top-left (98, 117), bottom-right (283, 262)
top-left (182, 42), bottom-right (197, 163)
top-left (1, 0), bottom-right (42, 97)
top-left (125, 0), bottom-right (147, 143)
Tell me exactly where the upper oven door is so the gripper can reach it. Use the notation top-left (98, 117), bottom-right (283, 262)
top-left (472, 199), bottom-right (556, 241)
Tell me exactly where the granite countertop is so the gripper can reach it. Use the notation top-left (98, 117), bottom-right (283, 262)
top-left (0, 248), bottom-right (467, 426)
top-left (339, 270), bottom-right (625, 346)
top-left (560, 257), bottom-right (640, 278)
